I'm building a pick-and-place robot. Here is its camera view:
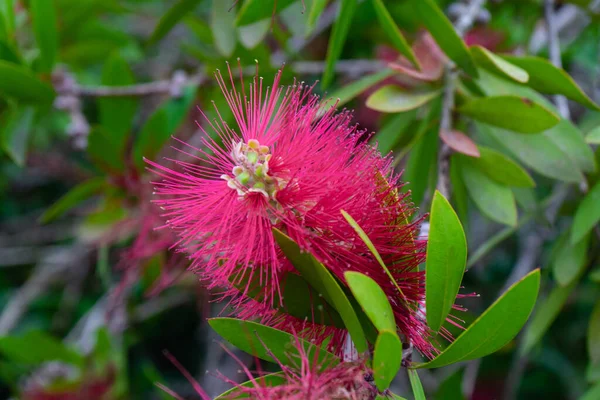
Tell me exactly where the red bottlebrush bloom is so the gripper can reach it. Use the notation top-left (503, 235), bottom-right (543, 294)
top-left (147, 64), bottom-right (438, 356)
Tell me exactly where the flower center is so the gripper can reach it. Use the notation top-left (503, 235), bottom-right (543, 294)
top-left (221, 139), bottom-right (281, 200)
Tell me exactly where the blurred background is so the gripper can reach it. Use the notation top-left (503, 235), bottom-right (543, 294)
top-left (0, 0), bottom-right (599, 399)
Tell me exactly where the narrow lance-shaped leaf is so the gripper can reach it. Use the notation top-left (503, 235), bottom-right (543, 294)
top-left (366, 85), bottom-right (441, 113)
top-left (29, 0), bottom-right (58, 72)
top-left (273, 228), bottom-right (368, 353)
top-left (212, 0), bottom-right (237, 57)
top-left (372, 0), bottom-right (419, 68)
top-left (322, 0), bottom-right (357, 88)
top-left (586, 126), bottom-right (600, 144)
top-left (307, 0), bottom-right (328, 33)
top-left (416, 269), bottom-right (540, 369)
top-left (345, 271), bottom-right (396, 332)
top-left (0, 60), bottom-right (55, 103)
top-left (552, 231), bottom-right (590, 287)
top-left (373, 330), bottom-right (403, 391)
top-left (236, 0), bottom-right (296, 26)
top-left (502, 55), bottom-right (600, 111)
top-left (470, 45), bottom-right (528, 83)
top-left (327, 69), bottom-right (395, 108)
top-left (426, 191), bottom-right (467, 333)
top-left (571, 181), bottom-right (600, 244)
top-left (458, 95), bottom-right (560, 134)
top-left (208, 318), bottom-right (339, 368)
top-left (409, 0), bottom-right (478, 77)
top-left (147, 0), bottom-right (203, 46)
top-left (0, 106), bottom-right (35, 166)
top-left (341, 210), bottom-right (407, 301)
top-left (40, 177), bottom-right (106, 224)
top-left (466, 146), bottom-right (535, 188)
top-left (408, 369), bottom-right (426, 400)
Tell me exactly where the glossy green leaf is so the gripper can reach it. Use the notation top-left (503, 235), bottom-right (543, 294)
top-left (307, 0), bottom-right (327, 33)
top-left (572, 181), bottom-right (600, 244)
top-left (426, 191), bottom-right (467, 332)
top-left (345, 272), bottom-right (395, 332)
top-left (327, 69), bottom-right (395, 108)
top-left (502, 55), bottom-right (600, 111)
top-left (0, 106), bottom-right (34, 166)
top-left (466, 147), bottom-right (534, 187)
top-left (434, 367), bottom-right (465, 400)
top-left (0, 60), bottom-right (55, 103)
top-left (586, 126), bottom-right (600, 144)
top-left (341, 210), bottom-right (407, 301)
top-left (408, 369), bottom-right (426, 400)
top-left (589, 301), bottom-right (600, 366)
top-left (215, 372), bottom-right (287, 399)
top-left (40, 177), bottom-right (106, 224)
top-left (322, 0), bottom-right (357, 88)
top-left (417, 269), bottom-right (540, 369)
top-left (553, 231), bottom-right (590, 286)
top-left (373, 330), bottom-right (403, 391)
top-left (238, 18), bottom-right (270, 49)
top-left (409, 0), bottom-right (478, 77)
top-left (133, 85), bottom-right (196, 169)
top-left (0, 331), bottom-right (84, 367)
top-left (460, 157), bottom-right (517, 226)
top-left (458, 95), bottom-right (559, 134)
top-left (478, 123), bottom-right (584, 183)
top-left (471, 45), bottom-right (528, 83)
top-left (522, 279), bottom-right (580, 355)
top-left (273, 228), bottom-right (368, 353)
top-left (212, 0), bottom-right (237, 57)
top-left (30, 0), bottom-right (58, 72)
top-left (147, 0), bottom-right (202, 46)
top-left (208, 318), bottom-right (339, 368)
top-left (99, 53), bottom-right (137, 155)
top-left (372, 0), bottom-right (418, 68)
top-left (366, 85), bottom-right (441, 113)
top-left (236, 0), bottom-right (296, 26)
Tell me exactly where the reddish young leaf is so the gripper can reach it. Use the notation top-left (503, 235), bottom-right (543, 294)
top-left (388, 32), bottom-right (446, 82)
top-left (440, 129), bottom-right (480, 157)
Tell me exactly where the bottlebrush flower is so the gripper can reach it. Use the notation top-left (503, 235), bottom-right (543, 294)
top-left (147, 63), bottom-right (440, 357)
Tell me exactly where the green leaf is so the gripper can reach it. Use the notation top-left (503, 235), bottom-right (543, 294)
top-left (345, 272), bottom-right (395, 332)
top-left (147, 0), bottom-right (202, 46)
top-left (341, 210), bottom-right (408, 301)
top-left (238, 18), bottom-right (270, 49)
top-left (307, 0), bottom-right (327, 33)
top-left (552, 231), bottom-right (590, 286)
top-left (88, 127), bottom-right (126, 173)
top-left (502, 55), bottom-right (600, 111)
top-left (212, 0), bottom-right (237, 57)
top-left (0, 106), bottom-right (35, 166)
top-left (208, 318), bottom-right (339, 368)
top-left (29, 0), bottom-right (58, 72)
top-left (373, 330), bottom-right (403, 391)
top-left (417, 269), bottom-right (540, 369)
top-left (572, 181), bottom-right (600, 244)
top-left (470, 45), bottom-right (528, 83)
top-left (426, 191), bottom-right (467, 333)
top-left (581, 382), bottom-right (600, 400)
top-left (478, 123), bottom-right (584, 183)
top-left (372, 110), bottom-right (418, 155)
top-left (372, 0), bottom-right (418, 68)
top-left (522, 279), bottom-right (580, 355)
top-left (1, 0), bottom-right (15, 39)
top-left (589, 301), bottom-right (600, 366)
top-left (236, 0), bottom-right (296, 26)
top-left (367, 85), bottom-right (441, 113)
top-left (322, 0), bottom-right (357, 88)
top-left (40, 177), bottom-right (106, 224)
top-left (458, 95), bottom-right (560, 134)
top-left (403, 124), bottom-right (439, 206)
top-left (459, 157), bottom-right (517, 226)
top-left (327, 69), bottom-right (395, 108)
top-left (467, 147), bottom-right (535, 188)
top-left (215, 372), bottom-right (287, 399)
top-left (434, 367), bottom-right (465, 400)
top-left (409, 0), bottom-right (478, 77)
top-left (0, 60), bottom-right (55, 103)
top-left (99, 53), bottom-right (137, 155)
top-left (586, 126), bottom-right (600, 144)
top-left (133, 85), bottom-right (196, 169)
top-left (408, 369), bottom-right (426, 400)
top-left (0, 331), bottom-right (83, 367)
top-left (273, 228), bottom-right (368, 353)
